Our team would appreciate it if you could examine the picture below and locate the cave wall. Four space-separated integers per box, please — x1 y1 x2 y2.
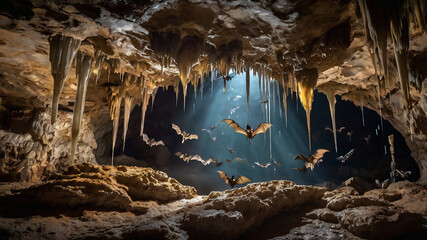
0 108 97 181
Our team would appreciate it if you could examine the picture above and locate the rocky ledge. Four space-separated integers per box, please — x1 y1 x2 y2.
0 164 425 240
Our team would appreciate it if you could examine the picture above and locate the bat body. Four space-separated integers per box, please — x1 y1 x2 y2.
337 149 355 163
222 119 272 143
142 134 164 147
295 149 329 171
172 123 198 143
224 145 235 154
254 162 271 168
217 171 251 188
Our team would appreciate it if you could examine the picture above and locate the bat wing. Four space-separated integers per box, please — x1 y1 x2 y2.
292 166 307 173
226 159 232 165
337 127 346 133
217 171 229 184
222 119 248 137
254 162 261 167
215 161 223 167
155 140 165 146
264 163 271 168
313 149 329 163
191 154 203 162
252 123 272 137
171 123 182 135
142 133 149 143
236 176 251 184
295 154 308 162
187 134 199 140
175 152 183 158
325 127 333 132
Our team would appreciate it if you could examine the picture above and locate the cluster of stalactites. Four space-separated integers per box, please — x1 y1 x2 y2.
48 34 81 125
296 68 318 154
108 73 154 166
357 0 426 117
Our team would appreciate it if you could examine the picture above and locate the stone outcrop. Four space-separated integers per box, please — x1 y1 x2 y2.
0 163 197 216
0 108 97 182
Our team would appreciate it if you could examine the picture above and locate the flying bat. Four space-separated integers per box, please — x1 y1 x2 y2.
292 165 307 173
224 145 235 154
202 129 217 142
254 162 271 168
337 149 355 163
172 123 198 143
210 124 219 130
234 157 247 164
325 127 345 133
192 155 223 167
272 160 282 167
217 171 251 188
337 127 346 133
226 159 232 165
260 99 269 104
222 119 272 143
175 152 201 163
347 130 354 141
295 149 329 171
142 134 164 147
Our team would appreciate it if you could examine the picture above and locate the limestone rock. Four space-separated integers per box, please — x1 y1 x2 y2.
342 177 375 194
183 180 327 239
337 206 425 239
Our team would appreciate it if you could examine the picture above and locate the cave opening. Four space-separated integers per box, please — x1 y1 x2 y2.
106 71 420 194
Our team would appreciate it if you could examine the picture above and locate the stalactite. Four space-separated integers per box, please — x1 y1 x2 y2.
325 90 338 152
151 87 158 111
140 87 150 136
109 91 123 166
70 54 93 163
361 96 365 127
122 94 134 151
296 68 318 153
374 75 384 130
48 34 81 124
282 84 288 128
390 0 411 113
245 64 250 122
93 50 106 85
211 67 214 95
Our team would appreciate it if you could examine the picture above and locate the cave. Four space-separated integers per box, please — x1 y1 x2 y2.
0 0 426 239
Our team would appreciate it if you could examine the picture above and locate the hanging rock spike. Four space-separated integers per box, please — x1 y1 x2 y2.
70 54 93 163
48 34 81 124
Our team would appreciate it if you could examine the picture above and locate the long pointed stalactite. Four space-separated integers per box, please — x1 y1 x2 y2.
325 90 338 153
296 68 318 154
70 54 93 163
48 34 81 124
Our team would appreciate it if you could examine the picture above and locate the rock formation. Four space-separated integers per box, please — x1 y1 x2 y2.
0 0 426 239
